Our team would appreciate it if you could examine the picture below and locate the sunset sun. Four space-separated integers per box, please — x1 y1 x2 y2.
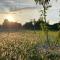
4 14 15 22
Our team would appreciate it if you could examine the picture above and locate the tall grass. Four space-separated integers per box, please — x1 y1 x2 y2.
0 31 60 60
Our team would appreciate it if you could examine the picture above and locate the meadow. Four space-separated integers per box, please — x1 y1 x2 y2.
0 30 60 60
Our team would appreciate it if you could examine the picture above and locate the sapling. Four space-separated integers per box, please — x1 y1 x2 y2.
31 19 36 33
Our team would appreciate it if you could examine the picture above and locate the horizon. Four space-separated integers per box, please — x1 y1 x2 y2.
1 18 60 26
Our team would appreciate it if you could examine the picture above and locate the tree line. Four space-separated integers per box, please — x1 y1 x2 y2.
0 19 60 31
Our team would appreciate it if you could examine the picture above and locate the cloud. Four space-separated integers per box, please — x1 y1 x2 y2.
0 0 37 12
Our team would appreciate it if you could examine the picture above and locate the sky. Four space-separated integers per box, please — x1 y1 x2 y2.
0 0 60 25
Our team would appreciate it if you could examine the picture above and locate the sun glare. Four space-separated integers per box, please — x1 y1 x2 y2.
4 14 15 22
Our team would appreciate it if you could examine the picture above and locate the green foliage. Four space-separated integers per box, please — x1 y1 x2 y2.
34 0 50 5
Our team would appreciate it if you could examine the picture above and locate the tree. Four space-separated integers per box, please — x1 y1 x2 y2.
31 19 36 33
34 0 50 23
3 19 9 29
34 0 51 46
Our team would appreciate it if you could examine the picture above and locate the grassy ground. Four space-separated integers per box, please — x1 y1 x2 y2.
0 30 60 60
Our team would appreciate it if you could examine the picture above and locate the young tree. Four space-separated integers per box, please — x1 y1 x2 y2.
34 0 50 23
34 0 52 46
31 19 36 33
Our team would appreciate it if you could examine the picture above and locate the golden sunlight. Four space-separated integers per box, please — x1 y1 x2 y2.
4 14 15 22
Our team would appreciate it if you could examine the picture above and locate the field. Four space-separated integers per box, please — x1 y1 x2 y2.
0 31 60 60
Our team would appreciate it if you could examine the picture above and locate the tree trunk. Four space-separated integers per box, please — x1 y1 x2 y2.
43 1 49 46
